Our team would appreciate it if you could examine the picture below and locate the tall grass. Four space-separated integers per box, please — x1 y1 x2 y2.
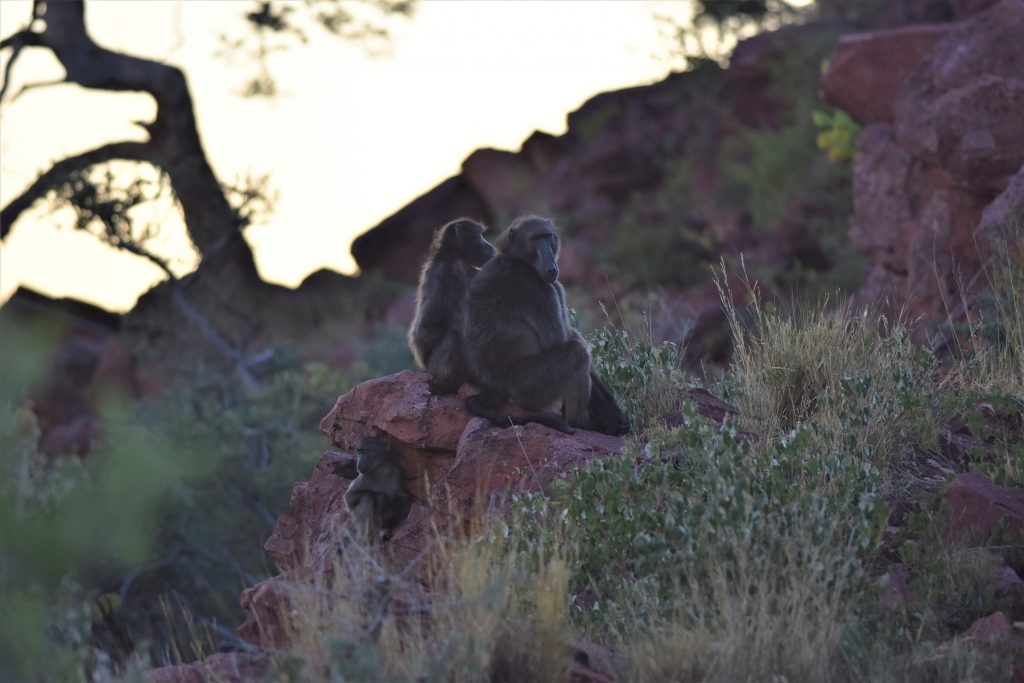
269 518 575 682
714 265 935 482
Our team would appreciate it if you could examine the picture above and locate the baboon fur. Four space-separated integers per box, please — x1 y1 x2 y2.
408 218 497 394
343 436 411 542
465 215 627 435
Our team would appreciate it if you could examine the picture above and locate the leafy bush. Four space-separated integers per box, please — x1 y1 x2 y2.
588 326 685 434
814 108 860 163
507 393 886 679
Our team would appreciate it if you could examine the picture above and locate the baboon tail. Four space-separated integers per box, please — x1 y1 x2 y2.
465 394 575 434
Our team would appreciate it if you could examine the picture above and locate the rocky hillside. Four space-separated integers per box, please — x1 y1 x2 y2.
146 361 1024 681
5 1 1023 680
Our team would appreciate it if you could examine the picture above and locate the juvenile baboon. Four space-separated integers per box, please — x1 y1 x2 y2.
408 218 497 394
464 215 625 434
343 436 411 542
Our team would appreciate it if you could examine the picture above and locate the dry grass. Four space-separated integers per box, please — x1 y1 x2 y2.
267 515 574 682
619 528 855 683
714 264 933 483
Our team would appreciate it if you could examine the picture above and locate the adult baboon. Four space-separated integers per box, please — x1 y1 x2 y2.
408 218 497 394
343 436 411 542
465 215 623 434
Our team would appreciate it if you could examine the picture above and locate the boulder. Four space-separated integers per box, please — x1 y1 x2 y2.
963 611 1015 642
831 0 1024 328
943 472 1024 552
978 161 1024 244
819 23 951 125
143 653 267 683
894 0 1024 193
244 371 627 648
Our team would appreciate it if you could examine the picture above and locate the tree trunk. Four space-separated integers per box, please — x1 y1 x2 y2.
1 0 260 286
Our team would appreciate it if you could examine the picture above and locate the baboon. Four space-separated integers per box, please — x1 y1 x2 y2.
343 436 411 542
408 218 497 394
464 215 627 435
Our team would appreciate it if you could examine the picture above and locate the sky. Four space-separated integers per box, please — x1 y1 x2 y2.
0 0 686 312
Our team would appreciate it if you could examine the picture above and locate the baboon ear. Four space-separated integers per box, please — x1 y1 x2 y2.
498 225 517 251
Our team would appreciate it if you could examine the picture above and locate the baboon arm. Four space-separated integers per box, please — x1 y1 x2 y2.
506 338 590 409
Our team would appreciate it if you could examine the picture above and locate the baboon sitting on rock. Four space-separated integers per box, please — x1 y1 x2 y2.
464 215 628 436
408 218 497 394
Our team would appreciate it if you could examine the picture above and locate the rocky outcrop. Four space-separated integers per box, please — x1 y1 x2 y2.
241 370 625 649
819 24 952 125
824 0 1024 329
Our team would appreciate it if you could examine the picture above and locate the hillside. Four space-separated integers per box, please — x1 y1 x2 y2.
2 1 1023 681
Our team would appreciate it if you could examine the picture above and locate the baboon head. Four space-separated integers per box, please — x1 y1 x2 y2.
355 435 392 474
499 215 561 283
434 218 497 268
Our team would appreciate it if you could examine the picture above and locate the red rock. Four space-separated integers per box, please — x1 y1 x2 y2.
318 370 467 497
263 450 356 570
850 125 922 275
995 564 1024 612
245 371 629 650
898 77 1024 193
943 472 1024 546
819 23 951 124
39 414 100 458
978 162 1024 247
238 576 299 648
830 0 1024 330
436 418 622 523
964 611 1014 642
143 653 267 683
894 0 1024 192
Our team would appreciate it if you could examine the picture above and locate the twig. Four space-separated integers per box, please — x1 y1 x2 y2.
1 140 150 235
11 77 66 102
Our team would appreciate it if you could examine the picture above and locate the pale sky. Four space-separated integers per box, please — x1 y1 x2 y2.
0 0 684 312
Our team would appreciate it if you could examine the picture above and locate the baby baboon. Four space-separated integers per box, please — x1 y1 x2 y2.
343 436 411 542
464 215 596 434
408 218 497 394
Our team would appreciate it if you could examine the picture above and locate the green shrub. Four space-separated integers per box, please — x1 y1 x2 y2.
510 395 886 622
588 326 685 434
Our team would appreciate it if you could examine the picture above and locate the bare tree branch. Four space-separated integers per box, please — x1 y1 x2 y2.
0 29 43 103
10 78 67 102
0 141 149 237
1 0 257 273
102 226 263 391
